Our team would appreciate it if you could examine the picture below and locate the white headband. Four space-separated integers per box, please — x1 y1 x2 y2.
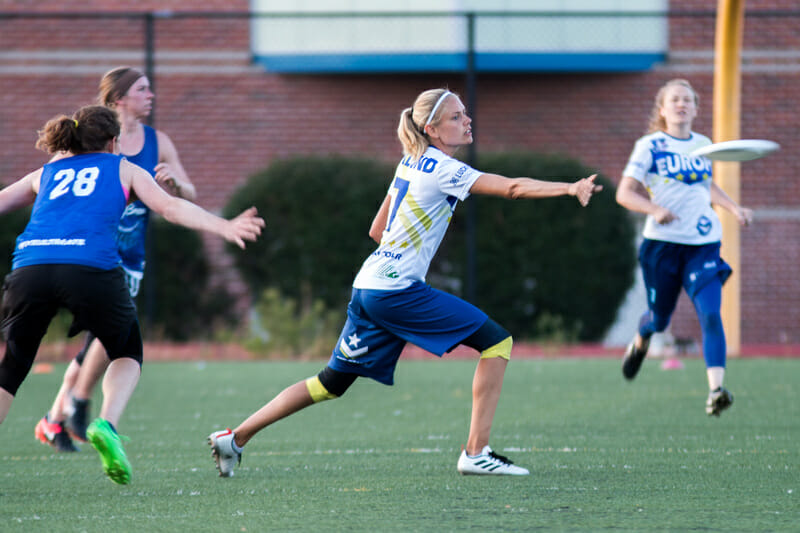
425 91 452 127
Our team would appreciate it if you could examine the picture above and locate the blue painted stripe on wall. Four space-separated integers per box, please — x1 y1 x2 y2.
253 52 665 73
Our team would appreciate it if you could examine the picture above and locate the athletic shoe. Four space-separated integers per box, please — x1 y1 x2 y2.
457 446 529 476
622 336 650 380
87 418 132 485
66 398 90 442
34 415 79 453
208 429 241 477
706 387 734 417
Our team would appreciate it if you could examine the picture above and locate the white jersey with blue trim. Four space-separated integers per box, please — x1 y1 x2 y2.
623 131 721 245
353 146 482 290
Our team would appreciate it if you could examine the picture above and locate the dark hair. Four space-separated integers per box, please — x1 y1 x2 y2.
97 66 146 107
36 105 120 155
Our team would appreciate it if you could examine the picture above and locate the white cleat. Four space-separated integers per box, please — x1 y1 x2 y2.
208 429 241 477
457 445 529 476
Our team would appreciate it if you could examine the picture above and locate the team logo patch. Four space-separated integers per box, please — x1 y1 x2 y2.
696 215 712 235
450 165 468 185
652 138 669 151
339 333 368 359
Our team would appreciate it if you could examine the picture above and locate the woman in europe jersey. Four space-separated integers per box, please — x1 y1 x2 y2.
616 79 753 416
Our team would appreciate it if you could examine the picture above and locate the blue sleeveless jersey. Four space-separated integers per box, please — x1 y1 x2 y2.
115 125 159 272
13 153 127 270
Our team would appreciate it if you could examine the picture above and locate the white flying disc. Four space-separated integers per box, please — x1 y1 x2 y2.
690 139 780 161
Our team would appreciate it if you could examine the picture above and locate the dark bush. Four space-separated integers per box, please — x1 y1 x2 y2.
224 152 636 343
223 155 392 312
0 207 29 285
143 218 236 341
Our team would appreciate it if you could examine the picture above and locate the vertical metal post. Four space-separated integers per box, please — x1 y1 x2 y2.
464 12 478 304
713 0 745 356
143 11 157 334
144 11 156 126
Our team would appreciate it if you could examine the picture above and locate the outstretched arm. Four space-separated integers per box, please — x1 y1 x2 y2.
124 160 263 248
469 173 602 206
0 169 41 215
710 182 753 226
616 175 677 224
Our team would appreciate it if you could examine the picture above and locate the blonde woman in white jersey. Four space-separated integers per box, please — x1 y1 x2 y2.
616 79 753 416
209 88 601 477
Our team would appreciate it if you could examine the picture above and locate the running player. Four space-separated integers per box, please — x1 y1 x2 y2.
208 88 601 477
34 67 197 451
0 104 263 484
616 79 753 416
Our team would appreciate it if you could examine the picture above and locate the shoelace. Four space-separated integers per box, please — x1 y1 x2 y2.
488 450 514 465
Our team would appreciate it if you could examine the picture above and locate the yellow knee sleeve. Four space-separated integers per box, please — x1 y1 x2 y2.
305 376 337 403
480 336 512 360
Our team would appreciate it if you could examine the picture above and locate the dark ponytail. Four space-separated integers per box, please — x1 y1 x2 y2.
36 105 120 155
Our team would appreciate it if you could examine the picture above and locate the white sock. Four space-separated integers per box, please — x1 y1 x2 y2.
230 434 244 454
707 366 725 391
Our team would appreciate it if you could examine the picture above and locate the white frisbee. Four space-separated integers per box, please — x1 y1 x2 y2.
690 139 780 161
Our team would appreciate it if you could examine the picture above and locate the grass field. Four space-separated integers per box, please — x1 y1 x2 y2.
1 357 797 532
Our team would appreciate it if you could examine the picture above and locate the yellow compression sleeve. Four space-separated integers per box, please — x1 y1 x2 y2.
305 376 337 403
480 336 512 360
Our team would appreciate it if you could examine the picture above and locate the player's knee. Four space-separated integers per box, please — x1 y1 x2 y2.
480 336 513 360
305 376 337 403
698 310 723 335
108 353 143 366
0 352 29 397
306 366 357 403
651 315 671 333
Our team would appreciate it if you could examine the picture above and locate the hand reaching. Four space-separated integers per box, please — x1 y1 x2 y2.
570 174 603 206
226 207 265 249
154 163 181 195
652 205 678 225
735 206 754 227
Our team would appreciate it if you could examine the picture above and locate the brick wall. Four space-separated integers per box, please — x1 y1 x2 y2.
1 1 798 344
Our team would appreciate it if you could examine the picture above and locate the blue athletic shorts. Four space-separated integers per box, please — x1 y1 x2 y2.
639 239 732 317
327 281 488 385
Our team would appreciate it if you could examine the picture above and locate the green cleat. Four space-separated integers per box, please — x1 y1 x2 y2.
87 418 132 485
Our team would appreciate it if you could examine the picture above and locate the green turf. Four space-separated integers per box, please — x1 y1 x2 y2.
1 358 798 531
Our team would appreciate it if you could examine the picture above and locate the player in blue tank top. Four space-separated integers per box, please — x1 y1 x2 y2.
115 123 160 276
13 152 126 270
207 88 602 478
33 68 197 452
0 104 264 484
616 79 753 417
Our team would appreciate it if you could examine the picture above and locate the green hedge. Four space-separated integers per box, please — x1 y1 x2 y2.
144 218 236 341
225 153 636 343
223 155 393 311
449 152 636 341
0 208 29 285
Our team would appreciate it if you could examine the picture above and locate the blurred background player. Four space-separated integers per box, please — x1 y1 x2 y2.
208 87 601 477
615 79 753 416
0 104 262 483
34 67 196 452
